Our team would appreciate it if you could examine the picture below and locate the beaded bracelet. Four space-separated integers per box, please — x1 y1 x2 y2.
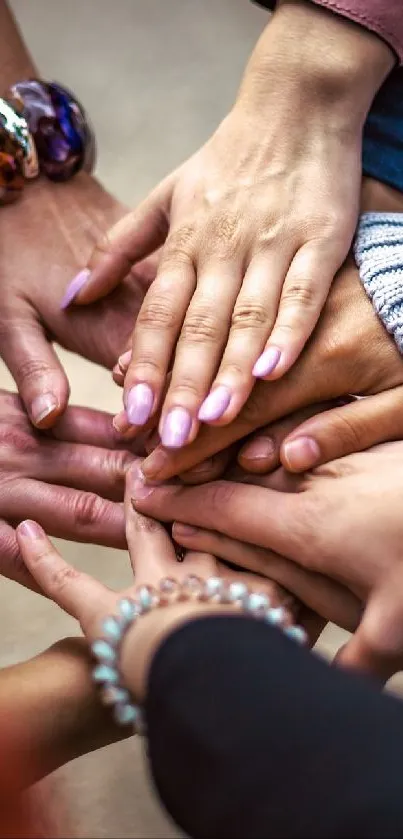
91 575 307 731
1 79 95 205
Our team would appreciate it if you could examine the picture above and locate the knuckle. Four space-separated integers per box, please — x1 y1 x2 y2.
0 424 38 458
208 213 241 249
17 357 56 385
162 225 195 264
231 302 268 331
180 311 222 345
50 564 81 593
136 297 179 331
280 282 319 311
205 480 236 510
73 492 106 529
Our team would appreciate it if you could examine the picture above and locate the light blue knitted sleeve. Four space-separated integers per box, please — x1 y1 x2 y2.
354 213 403 354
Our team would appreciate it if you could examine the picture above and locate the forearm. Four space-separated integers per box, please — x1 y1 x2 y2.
0 0 37 91
239 0 394 130
0 638 126 792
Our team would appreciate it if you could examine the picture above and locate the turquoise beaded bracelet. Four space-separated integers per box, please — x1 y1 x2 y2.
91 575 307 731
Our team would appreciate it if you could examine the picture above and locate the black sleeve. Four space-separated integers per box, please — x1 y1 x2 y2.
145 615 403 839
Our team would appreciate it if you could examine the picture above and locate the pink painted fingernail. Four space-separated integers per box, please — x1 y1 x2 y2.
31 392 59 425
252 347 281 378
161 408 192 448
282 437 320 471
60 269 91 309
198 386 231 422
126 384 153 426
17 520 44 540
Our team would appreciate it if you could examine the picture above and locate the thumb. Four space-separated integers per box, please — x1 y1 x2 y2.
281 388 403 473
336 570 403 684
0 304 69 427
62 176 174 307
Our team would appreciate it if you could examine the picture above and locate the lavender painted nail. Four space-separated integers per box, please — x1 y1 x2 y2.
161 407 192 448
60 268 91 309
198 385 231 422
252 346 281 378
126 383 153 426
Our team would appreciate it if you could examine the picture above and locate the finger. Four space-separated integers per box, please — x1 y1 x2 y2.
336 567 403 683
131 478 310 563
123 240 197 433
237 401 339 474
159 257 243 446
16 520 112 633
32 438 134 501
0 304 70 428
50 405 124 449
172 522 361 630
281 388 403 473
5 479 125 548
112 350 131 387
0 520 41 594
198 252 289 425
254 242 339 380
125 463 178 584
62 177 173 307
180 448 234 485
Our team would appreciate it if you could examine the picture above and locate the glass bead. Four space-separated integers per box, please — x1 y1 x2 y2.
227 581 249 604
245 592 270 614
93 664 119 685
137 585 159 613
101 686 130 707
117 597 138 623
202 576 224 602
180 575 203 601
285 625 307 645
101 616 122 645
265 607 286 627
91 639 117 663
159 577 180 605
0 152 24 205
113 702 139 726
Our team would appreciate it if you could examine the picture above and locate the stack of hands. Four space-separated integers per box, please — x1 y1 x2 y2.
3 0 403 798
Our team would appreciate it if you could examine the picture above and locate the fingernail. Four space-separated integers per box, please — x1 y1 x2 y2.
252 347 281 378
60 268 91 309
131 466 156 501
282 436 320 471
241 436 275 461
161 407 192 448
126 384 153 426
142 447 169 480
173 523 198 537
118 350 131 372
198 386 231 422
17 520 44 540
185 457 214 475
113 411 130 434
31 392 59 425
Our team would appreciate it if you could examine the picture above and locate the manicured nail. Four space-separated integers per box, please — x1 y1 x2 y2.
173 523 198 537
31 392 59 425
282 437 320 471
241 436 275 462
131 466 156 501
17 520 44 540
198 386 231 422
161 407 192 448
252 347 281 378
126 384 153 426
60 268 91 309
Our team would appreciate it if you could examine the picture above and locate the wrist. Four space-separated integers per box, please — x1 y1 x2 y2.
237 0 394 132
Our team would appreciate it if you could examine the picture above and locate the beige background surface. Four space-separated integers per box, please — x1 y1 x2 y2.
0 1 384 836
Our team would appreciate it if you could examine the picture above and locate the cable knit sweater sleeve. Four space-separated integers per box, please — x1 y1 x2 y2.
254 0 403 62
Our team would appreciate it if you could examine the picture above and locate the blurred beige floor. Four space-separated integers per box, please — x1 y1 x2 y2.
0 1 389 836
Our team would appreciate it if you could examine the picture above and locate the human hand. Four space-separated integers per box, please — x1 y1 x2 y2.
132 441 403 682
65 2 392 449
0 389 138 591
16 464 323 704
0 175 158 428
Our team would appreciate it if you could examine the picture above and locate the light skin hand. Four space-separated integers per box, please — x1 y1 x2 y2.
132 441 403 681
16 465 324 707
0 389 139 590
64 1 392 448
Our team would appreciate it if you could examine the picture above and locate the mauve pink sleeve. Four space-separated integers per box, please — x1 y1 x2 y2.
255 0 403 62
